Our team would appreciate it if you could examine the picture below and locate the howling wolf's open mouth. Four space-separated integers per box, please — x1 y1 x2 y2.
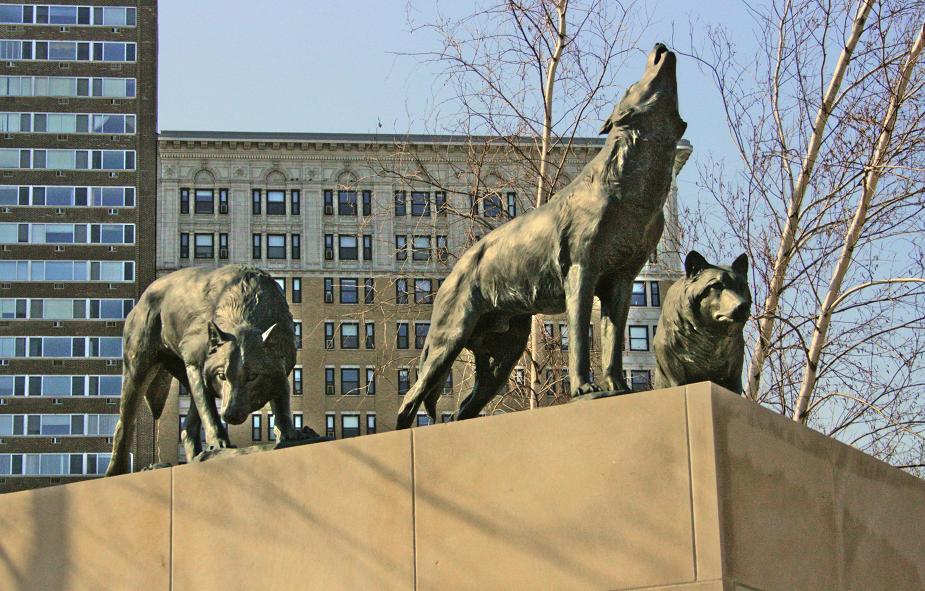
652 43 669 66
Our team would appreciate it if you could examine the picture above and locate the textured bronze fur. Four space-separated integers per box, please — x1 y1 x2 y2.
106 265 301 475
653 251 751 393
396 44 687 428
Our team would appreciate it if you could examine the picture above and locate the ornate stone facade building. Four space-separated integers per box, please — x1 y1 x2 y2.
0 1 158 492
155 131 691 463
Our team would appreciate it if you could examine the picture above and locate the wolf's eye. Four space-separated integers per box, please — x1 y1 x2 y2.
216 372 226 381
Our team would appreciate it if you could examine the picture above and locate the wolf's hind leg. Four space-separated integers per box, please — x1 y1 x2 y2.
455 314 531 421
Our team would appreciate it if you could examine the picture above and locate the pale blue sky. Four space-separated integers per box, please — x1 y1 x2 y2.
158 1 759 184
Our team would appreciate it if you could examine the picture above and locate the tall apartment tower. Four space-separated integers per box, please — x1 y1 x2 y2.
155 132 691 464
0 2 157 492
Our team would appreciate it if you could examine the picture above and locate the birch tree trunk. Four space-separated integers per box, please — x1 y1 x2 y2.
793 22 925 423
745 0 875 400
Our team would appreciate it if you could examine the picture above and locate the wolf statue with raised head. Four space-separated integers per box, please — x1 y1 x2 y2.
396 43 687 428
106 265 311 476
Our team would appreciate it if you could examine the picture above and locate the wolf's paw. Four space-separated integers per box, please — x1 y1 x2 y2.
571 382 603 397
600 376 632 394
280 426 320 442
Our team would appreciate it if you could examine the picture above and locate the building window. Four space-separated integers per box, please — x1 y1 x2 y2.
628 325 649 351
338 235 358 260
341 323 359 349
394 190 406 216
292 278 302 303
435 191 447 215
324 234 334 261
411 191 430 216
323 190 334 215
251 189 261 215
650 282 661 307
179 188 189 214
483 194 503 217
630 370 651 391
291 234 301 260
396 278 409 304
365 368 377 396
292 413 303 430
179 233 189 259
415 322 429 349
292 367 303 396
414 279 434 304
362 234 372 261
324 322 335 349
367 413 377 434
339 278 358 304
362 190 372 216
397 369 410 395
325 414 335 438
396 322 409 349
219 189 229 214
364 278 375 304
631 281 646 306
342 414 360 438
464 194 479 217
323 278 334 303
341 368 360 395
267 234 286 259
194 234 213 259
325 368 335 395
416 414 433 427
290 190 300 215
412 236 431 261
251 414 261 441
395 235 407 261
268 414 276 441
436 235 448 262
251 234 261 259
441 413 454 423
338 190 357 216
559 322 569 350
365 322 375 349
274 277 286 294
194 189 214 214
293 321 302 349
443 372 453 395
507 192 517 217
218 233 229 259
266 190 286 215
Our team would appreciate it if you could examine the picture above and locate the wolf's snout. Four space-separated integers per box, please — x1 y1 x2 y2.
652 43 668 64
732 302 751 322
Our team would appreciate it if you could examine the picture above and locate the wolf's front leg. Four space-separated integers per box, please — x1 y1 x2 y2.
185 364 232 450
270 391 305 442
598 278 633 393
565 264 600 396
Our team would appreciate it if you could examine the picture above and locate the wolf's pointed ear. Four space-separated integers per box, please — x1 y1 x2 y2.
208 321 232 353
685 250 710 278
731 253 749 276
261 323 288 350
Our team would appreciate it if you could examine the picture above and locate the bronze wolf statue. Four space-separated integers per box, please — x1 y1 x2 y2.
396 43 687 428
653 251 751 393
106 265 303 476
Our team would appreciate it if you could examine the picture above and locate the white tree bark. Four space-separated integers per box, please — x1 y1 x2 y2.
745 0 875 400
793 22 925 423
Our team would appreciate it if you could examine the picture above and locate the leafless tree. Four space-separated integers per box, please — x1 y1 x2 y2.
369 0 653 408
687 0 925 473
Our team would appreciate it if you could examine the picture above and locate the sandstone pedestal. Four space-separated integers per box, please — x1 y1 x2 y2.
0 383 923 590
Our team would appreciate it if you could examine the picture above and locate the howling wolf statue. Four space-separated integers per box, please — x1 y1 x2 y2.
106 265 307 476
396 43 687 428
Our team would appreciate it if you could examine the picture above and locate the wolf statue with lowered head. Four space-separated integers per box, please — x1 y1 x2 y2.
106 264 310 476
653 251 752 394
396 43 687 429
